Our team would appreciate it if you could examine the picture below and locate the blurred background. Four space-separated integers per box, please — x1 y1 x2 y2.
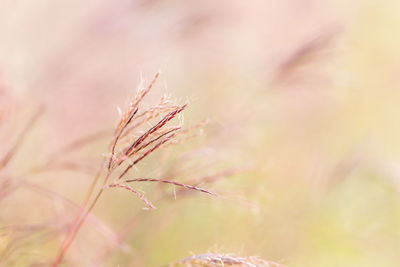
1 0 400 266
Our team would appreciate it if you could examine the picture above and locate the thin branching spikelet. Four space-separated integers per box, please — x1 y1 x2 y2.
104 183 156 209
125 177 217 196
51 72 216 266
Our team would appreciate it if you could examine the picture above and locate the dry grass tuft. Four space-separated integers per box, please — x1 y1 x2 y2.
169 253 287 267
51 72 217 266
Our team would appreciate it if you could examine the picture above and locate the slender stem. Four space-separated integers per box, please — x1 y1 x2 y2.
81 160 106 209
52 164 109 266
52 188 105 266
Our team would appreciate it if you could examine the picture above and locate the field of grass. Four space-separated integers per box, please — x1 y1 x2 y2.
1 1 400 266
